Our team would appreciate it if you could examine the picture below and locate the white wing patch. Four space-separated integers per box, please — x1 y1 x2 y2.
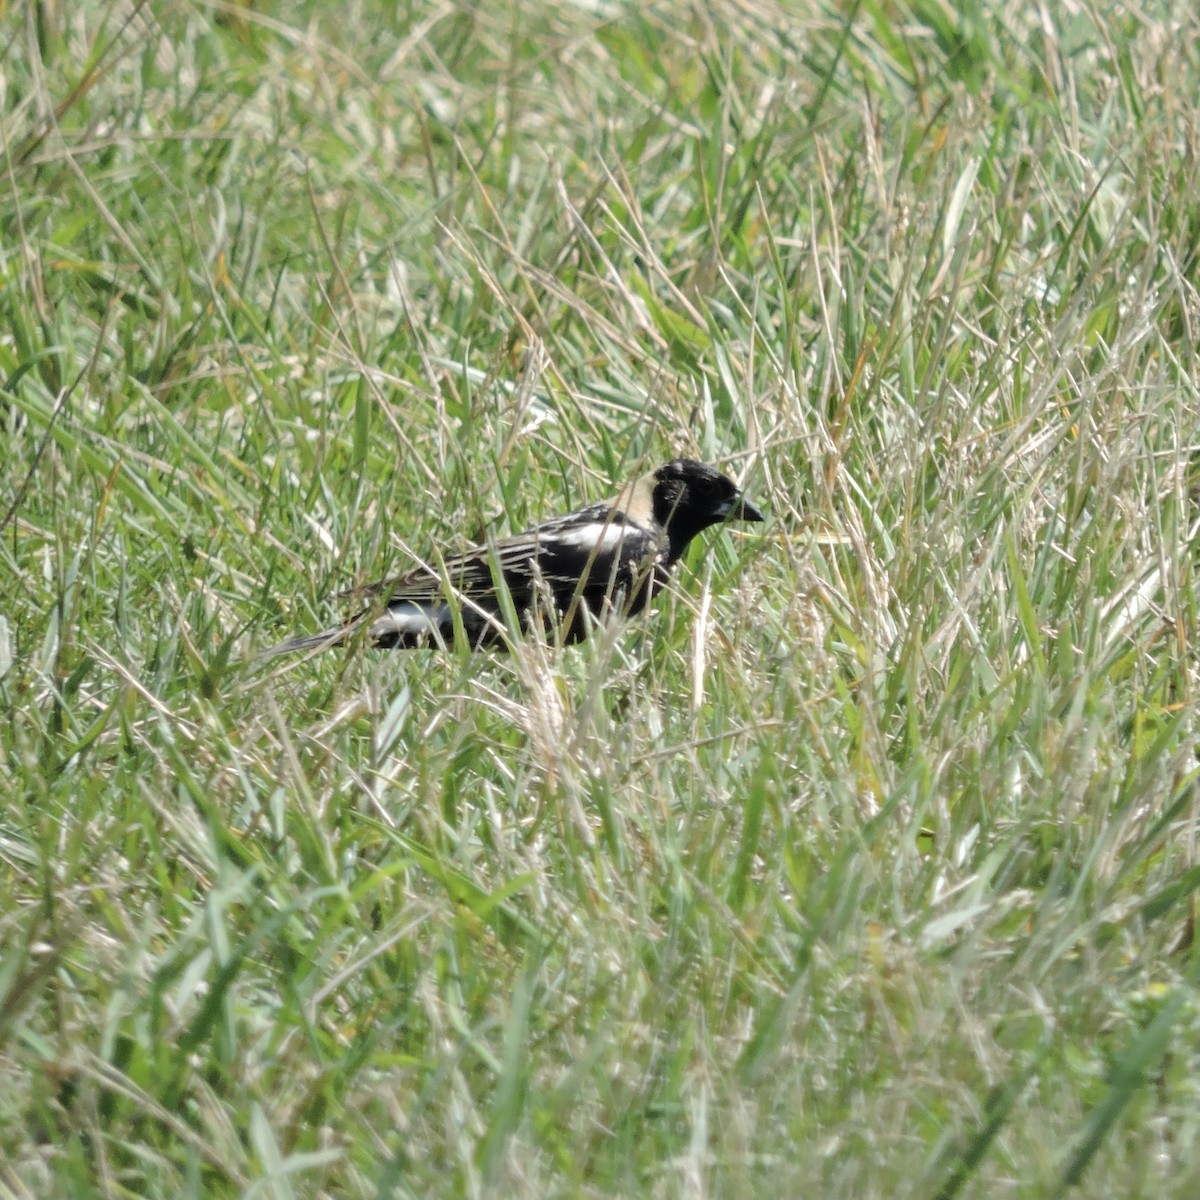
369 601 452 641
543 522 630 553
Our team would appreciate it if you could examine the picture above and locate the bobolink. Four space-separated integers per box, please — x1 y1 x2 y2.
266 458 764 656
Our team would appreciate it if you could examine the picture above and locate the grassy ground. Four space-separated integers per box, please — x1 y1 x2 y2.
3 0 1200 1195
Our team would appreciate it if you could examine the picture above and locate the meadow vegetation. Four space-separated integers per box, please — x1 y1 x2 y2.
3 1 1200 1195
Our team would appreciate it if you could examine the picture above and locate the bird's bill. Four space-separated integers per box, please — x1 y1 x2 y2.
719 495 765 523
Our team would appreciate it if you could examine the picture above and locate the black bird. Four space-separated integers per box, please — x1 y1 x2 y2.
266 458 763 656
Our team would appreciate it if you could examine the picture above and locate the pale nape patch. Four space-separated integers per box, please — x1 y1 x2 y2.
610 472 657 528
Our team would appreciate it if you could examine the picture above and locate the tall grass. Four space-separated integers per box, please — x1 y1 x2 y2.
3 1 1200 1195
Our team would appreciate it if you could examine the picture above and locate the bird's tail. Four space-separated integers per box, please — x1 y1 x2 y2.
258 625 355 660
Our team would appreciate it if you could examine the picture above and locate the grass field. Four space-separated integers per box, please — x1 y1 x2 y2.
4 1 1200 1195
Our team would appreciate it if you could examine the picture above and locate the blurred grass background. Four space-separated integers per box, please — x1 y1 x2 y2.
3 0 1200 1195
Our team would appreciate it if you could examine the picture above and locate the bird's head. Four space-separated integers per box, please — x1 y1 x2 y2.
621 458 763 563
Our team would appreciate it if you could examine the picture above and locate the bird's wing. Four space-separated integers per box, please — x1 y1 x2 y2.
343 502 653 611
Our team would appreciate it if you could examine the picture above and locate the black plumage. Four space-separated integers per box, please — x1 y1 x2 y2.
266 458 763 656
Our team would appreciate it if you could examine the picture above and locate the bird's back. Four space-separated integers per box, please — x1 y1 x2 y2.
368 504 664 648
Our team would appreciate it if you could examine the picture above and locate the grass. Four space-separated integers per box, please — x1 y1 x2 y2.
3 0 1200 1195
